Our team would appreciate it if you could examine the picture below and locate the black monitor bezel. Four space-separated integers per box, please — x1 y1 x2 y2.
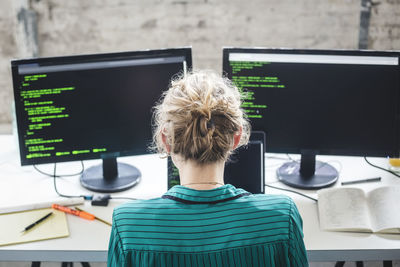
12 47 192 166
223 47 400 158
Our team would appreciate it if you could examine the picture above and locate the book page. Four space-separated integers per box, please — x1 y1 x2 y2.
318 187 372 232
367 186 400 233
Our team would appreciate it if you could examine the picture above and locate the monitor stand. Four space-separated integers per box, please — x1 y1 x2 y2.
276 150 338 189
80 158 141 193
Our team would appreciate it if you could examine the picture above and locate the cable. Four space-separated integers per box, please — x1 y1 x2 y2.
33 161 140 201
286 154 297 162
33 162 90 199
34 162 139 201
34 161 84 177
266 155 293 161
263 154 327 202
265 154 297 169
265 184 318 202
52 163 89 199
110 196 138 201
364 157 400 178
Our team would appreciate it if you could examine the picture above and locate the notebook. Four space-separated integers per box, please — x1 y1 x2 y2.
168 131 265 194
0 208 69 246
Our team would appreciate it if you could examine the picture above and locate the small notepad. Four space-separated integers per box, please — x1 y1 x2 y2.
0 208 69 246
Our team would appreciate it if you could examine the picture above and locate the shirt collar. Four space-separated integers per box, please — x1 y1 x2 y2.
162 184 250 204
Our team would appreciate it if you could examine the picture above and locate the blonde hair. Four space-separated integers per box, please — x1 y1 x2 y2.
152 70 250 164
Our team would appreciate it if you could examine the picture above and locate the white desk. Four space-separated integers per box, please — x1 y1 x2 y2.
0 134 400 262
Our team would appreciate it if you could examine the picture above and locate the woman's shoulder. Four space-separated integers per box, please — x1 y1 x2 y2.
246 193 294 205
246 194 303 229
113 197 175 216
240 193 298 217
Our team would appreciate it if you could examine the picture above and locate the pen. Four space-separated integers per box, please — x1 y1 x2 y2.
21 212 53 233
75 207 112 226
52 204 95 220
341 177 381 185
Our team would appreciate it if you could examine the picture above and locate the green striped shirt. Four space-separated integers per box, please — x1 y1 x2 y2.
108 184 308 266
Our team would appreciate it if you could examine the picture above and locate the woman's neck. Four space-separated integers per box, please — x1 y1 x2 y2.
175 158 225 190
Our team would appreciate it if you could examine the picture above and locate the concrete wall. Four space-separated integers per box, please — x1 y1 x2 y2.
0 0 17 129
0 0 399 131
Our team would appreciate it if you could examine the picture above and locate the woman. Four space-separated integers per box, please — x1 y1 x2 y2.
108 70 308 266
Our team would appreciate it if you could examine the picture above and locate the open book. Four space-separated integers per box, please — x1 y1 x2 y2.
317 186 400 234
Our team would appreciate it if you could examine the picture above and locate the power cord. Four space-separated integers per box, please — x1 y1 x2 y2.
266 154 294 161
33 162 91 199
286 153 297 162
34 161 84 177
34 162 139 202
364 157 400 178
110 196 138 201
52 163 91 199
265 184 318 202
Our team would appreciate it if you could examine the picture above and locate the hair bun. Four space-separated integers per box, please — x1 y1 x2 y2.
190 108 213 137
199 116 215 137
152 70 251 164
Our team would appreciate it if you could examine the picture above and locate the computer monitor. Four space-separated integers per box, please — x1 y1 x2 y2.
223 47 400 189
11 47 192 192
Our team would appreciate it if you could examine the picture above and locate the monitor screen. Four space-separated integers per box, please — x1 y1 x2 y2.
12 47 192 192
223 48 400 189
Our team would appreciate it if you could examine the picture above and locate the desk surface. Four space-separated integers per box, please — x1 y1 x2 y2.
1 134 400 262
